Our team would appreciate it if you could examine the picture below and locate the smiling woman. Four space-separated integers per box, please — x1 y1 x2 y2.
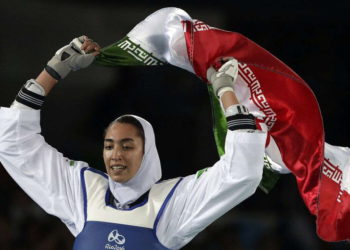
103 119 144 183
0 35 267 249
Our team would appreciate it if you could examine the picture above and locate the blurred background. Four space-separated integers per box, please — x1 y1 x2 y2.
0 0 349 249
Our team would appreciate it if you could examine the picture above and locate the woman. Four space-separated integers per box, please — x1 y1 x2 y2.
0 36 267 249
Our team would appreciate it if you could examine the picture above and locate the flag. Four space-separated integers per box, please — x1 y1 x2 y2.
95 7 350 241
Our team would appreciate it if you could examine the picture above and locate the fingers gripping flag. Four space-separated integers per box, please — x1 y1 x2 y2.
95 7 350 241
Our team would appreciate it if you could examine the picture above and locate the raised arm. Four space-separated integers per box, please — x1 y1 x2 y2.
0 36 100 236
12 35 99 104
157 58 267 249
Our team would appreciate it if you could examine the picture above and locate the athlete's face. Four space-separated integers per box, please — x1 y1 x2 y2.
103 122 144 183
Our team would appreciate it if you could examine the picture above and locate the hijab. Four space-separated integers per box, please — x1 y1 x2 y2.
108 115 162 207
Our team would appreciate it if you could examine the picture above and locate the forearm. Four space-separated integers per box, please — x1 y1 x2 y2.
35 69 58 95
10 36 99 110
208 58 256 130
220 90 239 109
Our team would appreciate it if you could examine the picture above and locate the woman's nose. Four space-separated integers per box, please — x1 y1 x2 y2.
112 147 122 159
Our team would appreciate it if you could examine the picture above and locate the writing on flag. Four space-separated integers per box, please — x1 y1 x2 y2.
323 158 344 203
238 63 277 129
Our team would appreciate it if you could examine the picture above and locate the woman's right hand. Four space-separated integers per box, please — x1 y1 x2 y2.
45 35 100 80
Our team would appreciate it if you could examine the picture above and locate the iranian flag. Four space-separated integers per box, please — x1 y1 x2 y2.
95 7 350 242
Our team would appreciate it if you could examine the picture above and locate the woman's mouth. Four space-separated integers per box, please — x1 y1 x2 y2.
111 165 126 170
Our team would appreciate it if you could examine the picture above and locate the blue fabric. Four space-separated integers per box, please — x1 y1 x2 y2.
73 221 168 250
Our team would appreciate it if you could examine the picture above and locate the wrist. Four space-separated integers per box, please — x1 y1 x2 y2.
225 104 250 117
44 64 64 80
35 69 58 95
219 90 239 110
217 87 234 98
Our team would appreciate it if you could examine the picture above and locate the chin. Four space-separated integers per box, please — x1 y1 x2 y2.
111 176 127 183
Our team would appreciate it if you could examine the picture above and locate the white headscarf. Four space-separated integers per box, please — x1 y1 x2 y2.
108 115 162 207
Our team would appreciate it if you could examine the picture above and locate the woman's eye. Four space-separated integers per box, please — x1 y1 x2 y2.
122 145 133 150
104 145 113 150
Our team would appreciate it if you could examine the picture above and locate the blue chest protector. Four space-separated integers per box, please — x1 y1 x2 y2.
73 168 182 250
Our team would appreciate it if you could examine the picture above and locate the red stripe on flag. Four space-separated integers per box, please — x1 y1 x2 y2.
182 19 329 238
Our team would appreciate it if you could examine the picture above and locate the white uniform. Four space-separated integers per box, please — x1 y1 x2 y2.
0 106 267 249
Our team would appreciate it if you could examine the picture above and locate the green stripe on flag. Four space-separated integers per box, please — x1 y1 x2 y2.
259 156 280 193
207 84 227 156
95 36 164 67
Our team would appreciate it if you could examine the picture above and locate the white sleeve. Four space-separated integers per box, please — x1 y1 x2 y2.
157 129 267 249
0 107 86 236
